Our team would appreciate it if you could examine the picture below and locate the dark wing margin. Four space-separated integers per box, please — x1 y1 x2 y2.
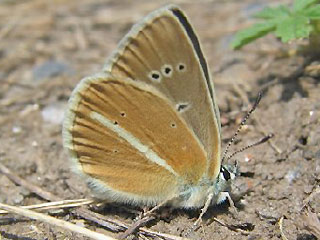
171 9 210 85
170 7 221 130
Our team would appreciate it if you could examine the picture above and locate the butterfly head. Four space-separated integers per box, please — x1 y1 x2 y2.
174 162 239 208
203 161 240 206
219 161 239 184
216 161 239 191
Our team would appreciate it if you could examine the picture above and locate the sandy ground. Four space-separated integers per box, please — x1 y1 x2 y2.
0 0 319 239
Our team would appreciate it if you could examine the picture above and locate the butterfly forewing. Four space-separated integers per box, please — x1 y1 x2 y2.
104 5 221 179
63 74 208 204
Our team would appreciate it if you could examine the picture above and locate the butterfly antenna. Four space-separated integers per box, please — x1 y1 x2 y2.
221 91 263 164
225 133 274 161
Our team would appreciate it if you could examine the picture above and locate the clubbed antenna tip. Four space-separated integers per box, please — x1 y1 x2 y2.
221 91 268 164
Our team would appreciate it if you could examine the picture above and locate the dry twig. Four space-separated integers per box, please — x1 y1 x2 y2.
302 187 320 210
0 163 121 231
0 199 94 214
0 163 190 240
118 215 156 239
210 217 251 234
302 208 320 239
0 202 117 240
0 163 59 201
278 216 288 240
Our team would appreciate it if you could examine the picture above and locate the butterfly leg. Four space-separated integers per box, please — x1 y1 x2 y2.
142 198 172 217
194 192 214 227
218 191 238 216
119 196 178 238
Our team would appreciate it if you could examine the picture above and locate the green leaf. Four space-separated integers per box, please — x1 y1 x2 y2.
301 4 320 18
255 5 290 19
231 21 275 49
293 0 318 12
231 0 320 49
275 15 312 42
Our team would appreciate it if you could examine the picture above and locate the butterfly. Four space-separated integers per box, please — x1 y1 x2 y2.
63 4 238 215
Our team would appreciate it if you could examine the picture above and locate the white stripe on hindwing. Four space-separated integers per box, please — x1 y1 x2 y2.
90 111 179 176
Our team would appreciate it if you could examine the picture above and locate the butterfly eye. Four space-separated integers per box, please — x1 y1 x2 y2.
221 167 231 181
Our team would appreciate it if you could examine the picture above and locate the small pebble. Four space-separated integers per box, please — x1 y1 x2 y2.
12 126 22 134
32 141 38 147
285 169 300 184
33 60 73 81
41 103 65 125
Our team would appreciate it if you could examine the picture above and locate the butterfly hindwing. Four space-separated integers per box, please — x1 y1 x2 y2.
63 74 208 205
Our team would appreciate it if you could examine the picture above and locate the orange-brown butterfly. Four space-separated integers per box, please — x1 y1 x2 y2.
63 5 237 214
